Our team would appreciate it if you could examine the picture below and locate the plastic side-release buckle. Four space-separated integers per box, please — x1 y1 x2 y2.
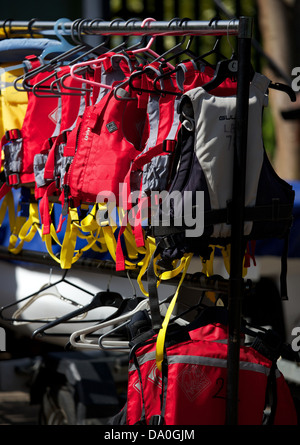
162 139 176 153
149 415 164 425
24 54 42 71
5 129 21 141
8 173 20 186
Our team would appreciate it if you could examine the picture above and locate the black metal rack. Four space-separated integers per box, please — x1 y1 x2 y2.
0 17 253 425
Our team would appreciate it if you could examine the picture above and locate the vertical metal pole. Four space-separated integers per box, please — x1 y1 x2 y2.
226 16 253 425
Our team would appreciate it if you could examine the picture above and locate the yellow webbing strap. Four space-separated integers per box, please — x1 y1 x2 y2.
136 236 157 296
155 252 193 372
201 246 215 277
99 203 148 270
59 206 108 268
74 205 107 253
59 208 81 268
42 205 105 268
8 202 41 254
124 223 147 260
219 244 248 278
135 238 192 298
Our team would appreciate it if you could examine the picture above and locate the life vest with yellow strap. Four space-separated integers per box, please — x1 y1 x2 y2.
146 73 295 371
125 307 298 425
33 53 144 269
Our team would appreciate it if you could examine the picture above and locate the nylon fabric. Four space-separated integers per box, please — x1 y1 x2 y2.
126 320 298 425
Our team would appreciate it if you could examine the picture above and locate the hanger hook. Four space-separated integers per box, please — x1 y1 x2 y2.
178 17 192 45
122 17 141 49
140 17 157 49
77 18 91 44
179 17 191 29
141 17 156 30
70 18 83 45
109 17 124 45
53 17 72 45
2 18 12 39
124 17 140 30
227 18 236 56
126 270 136 298
166 17 181 43
109 17 123 30
28 17 38 38
87 18 104 35
167 17 180 28
208 13 220 27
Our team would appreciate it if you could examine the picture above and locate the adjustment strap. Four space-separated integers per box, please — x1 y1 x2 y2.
155 253 193 372
131 140 176 172
9 202 41 254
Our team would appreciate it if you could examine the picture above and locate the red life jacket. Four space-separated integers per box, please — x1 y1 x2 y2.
115 61 238 272
36 53 139 231
64 80 148 207
126 310 298 425
0 55 62 190
113 64 181 271
122 60 238 216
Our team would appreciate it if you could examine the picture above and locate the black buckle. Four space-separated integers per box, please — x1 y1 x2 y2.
5 129 21 141
149 415 164 425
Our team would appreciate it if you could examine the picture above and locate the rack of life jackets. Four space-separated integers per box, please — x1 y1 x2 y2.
0 17 297 425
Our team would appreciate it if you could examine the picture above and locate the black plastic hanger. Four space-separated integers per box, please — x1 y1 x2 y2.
31 289 124 338
128 65 161 95
202 58 296 101
13 19 85 92
248 64 296 102
22 18 111 96
149 18 195 65
202 53 238 92
268 81 296 102
152 65 182 96
64 295 145 350
151 34 219 96
13 18 106 93
0 269 95 324
48 18 138 97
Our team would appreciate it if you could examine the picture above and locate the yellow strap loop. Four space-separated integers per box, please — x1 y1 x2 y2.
155 253 193 372
201 246 215 277
136 236 157 296
9 202 41 254
219 244 248 278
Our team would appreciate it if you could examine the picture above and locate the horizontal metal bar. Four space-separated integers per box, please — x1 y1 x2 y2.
0 18 241 37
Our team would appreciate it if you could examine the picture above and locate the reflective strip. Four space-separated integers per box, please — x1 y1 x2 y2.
129 350 156 371
167 355 270 376
129 350 273 377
